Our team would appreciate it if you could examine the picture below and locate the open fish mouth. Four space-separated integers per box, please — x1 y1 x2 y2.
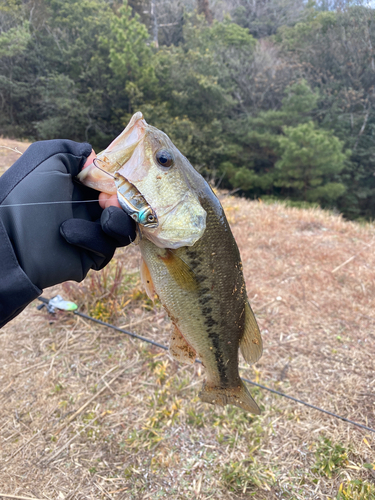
78 111 207 249
87 156 159 229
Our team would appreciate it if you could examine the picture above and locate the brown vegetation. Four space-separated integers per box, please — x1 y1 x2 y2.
0 143 374 499
0 138 30 175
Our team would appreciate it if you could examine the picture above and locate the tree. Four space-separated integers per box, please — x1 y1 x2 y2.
222 81 320 196
0 21 31 123
230 0 310 38
1 0 375 220
197 0 213 24
275 121 349 203
315 0 371 10
144 17 256 177
106 1 155 121
276 5 375 217
0 0 156 147
129 0 192 47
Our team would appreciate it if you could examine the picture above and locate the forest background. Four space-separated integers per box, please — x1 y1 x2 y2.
1 0 375 220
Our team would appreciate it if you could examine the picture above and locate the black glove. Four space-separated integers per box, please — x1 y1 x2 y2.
0 139 136 327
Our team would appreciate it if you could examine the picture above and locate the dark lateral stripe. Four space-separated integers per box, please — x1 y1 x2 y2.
202 309 228 384
199 295 212 305
207 327 228 385
186 240 230 385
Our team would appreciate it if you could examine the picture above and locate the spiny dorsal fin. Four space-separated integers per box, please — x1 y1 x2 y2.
240 302 263 364
169 325 196 364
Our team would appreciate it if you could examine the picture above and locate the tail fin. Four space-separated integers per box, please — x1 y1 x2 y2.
199 380 260 415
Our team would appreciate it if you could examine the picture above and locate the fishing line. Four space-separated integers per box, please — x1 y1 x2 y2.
0 157 113 208
37 296 375 434
0 200 100 208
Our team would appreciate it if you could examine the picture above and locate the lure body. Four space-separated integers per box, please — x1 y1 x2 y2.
115 173 158 228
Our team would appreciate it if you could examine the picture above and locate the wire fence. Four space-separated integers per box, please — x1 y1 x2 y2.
38 296 375 435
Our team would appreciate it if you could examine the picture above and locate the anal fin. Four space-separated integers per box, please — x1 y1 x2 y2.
169 325 196 364
140 257 155 300
240 302 263 364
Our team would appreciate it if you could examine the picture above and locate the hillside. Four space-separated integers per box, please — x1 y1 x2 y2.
0 141 374 499
2 2 375 220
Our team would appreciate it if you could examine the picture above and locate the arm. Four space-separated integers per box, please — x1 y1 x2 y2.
0 140 136 328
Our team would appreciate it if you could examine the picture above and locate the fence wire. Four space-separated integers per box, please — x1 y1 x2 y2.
38 296 375 434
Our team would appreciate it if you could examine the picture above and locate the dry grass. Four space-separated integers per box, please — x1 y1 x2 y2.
0 141 374 499
0 138 30 175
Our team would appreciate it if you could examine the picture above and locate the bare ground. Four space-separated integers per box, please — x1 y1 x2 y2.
0 140 374 500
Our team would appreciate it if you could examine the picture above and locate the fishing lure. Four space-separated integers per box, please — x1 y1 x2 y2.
93 158 158 228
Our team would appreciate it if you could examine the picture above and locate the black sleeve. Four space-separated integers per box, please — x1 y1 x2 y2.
0 139 92 204
0 140 91 328
0 219 41 328
0 139 135 328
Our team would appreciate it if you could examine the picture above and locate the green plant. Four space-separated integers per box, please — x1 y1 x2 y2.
186 408 206 428
221 458 276 493
312 437 348 478
50 383 64 394
336 480 375 500
62 261 140 321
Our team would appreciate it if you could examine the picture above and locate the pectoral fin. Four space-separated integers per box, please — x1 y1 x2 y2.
240 302 263 364
169 325 196 364
140 257 155 300
159 249 198 292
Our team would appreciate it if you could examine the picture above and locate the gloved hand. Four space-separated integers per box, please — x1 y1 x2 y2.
0 139 136 326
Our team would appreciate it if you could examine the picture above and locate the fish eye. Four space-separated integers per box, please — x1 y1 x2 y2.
155 149 174 169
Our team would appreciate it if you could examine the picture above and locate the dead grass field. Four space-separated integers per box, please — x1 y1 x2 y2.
0 140 374 500
0 138 30 175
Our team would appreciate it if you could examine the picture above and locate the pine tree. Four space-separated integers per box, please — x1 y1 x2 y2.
275 121 349 204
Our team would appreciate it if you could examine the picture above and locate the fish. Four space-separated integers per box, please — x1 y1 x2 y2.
78 112 263 414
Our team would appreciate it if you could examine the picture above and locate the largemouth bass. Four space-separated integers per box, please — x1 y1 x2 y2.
78 112 263 413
